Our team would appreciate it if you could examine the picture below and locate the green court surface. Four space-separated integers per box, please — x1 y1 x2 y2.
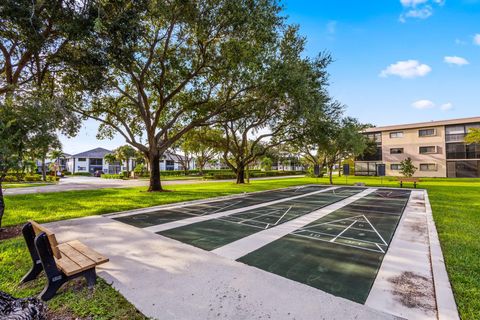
114 185 328 228
158 187 364 250
238 189 411 304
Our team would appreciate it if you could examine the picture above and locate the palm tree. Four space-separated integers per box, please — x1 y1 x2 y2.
49 150 65 176
115 145 136 177
104 153 118 174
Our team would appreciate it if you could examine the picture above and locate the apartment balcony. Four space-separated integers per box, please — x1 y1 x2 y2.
446 133 465 143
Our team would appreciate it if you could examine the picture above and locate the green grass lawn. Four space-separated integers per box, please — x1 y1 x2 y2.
1 176 479 319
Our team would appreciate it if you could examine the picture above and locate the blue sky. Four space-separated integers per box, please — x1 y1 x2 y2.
61 0 480 154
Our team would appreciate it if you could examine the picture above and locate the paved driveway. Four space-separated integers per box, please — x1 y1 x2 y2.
4 176 187 195
4 175 303 195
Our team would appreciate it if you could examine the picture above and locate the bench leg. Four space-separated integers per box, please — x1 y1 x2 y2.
40 276 67 301
35 232 66 301
84 269 97 288
21 223 43 283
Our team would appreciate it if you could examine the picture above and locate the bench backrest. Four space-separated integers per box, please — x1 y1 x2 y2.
397 177 419 182
28 220 61 259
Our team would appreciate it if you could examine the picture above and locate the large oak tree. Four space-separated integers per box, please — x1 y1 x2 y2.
72 0 288 191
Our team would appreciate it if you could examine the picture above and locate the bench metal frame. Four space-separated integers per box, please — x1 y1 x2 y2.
399 180 418 188
21 222 97 301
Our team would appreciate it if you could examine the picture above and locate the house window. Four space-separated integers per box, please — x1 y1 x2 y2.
419 146 437 154
419 129 436 137
90 158 103 166
389 131 404 138
77 166 86 171
78 158 87 162
390 148 404 154
420 163 437 171
390 164 401 170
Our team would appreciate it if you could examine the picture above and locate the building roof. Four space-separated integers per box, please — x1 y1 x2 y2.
164 151 186 162
364 116 480 133
71 147 112 158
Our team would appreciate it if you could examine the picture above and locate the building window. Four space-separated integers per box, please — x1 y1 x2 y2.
390 148 404 154
390 164 401 170
419 146 437 154
89 158 103 166
420 163 437 171
77 166 86 171
78 158 87 162
419 129 436 137
389 131 404 138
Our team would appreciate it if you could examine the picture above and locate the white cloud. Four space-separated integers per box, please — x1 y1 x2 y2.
474 34 480 45
412 99 435 109
380 60 432 78
440 102 453 111
444 56 469 66
399 0 444 22
326 21 337 35
400 0 429 6
404 7 433 19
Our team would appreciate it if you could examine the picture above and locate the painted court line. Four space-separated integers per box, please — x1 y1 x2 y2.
212 188 377 260
144 186 340 233
105 185 314 219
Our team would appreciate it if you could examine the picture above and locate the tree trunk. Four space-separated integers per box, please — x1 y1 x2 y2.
41 158 46 181
236 166 246 184
0 181 4 229
329 165 334 185
148 153 163 192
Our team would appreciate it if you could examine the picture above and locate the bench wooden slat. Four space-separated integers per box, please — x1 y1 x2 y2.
58 243 96 270
66 240 109 265
28 220 61 259
55 255 86 276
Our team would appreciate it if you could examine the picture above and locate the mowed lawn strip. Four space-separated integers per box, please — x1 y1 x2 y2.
1 176 479 319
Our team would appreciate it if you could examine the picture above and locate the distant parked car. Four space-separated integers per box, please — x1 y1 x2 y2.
94 170 104 177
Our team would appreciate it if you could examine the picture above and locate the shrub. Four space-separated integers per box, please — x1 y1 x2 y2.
24 175 42 182
46 176 60 182
62 170 72 175
2 175 21 182
72 172 92 176
101 174 123 179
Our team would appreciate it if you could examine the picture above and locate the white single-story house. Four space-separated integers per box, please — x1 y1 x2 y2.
66 147 188 174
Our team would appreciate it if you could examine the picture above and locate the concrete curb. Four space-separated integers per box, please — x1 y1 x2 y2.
424 190 460 320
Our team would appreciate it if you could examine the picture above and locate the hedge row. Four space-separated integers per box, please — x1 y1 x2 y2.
101 174 125 179
203 170 305 180
3 174 59 182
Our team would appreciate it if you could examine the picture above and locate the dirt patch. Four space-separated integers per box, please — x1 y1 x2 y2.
0 225 22 241
389 271 436 312
46 308 90 320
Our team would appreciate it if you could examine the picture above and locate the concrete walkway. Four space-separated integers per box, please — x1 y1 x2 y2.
4 175 303 196
47 216 399 320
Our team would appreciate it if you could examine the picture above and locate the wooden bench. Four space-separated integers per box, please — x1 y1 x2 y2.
398 177 420 188
20 220 109 301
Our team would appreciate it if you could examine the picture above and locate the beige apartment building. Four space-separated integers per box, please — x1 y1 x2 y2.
355 116 480 178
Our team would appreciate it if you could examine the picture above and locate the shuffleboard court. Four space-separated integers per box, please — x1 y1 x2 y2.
237 188 411 304
158 187 364 251
113 185 327 228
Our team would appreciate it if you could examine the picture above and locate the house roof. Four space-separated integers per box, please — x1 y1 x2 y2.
71 147 112 158
363 116 480 133
164 151 186 162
